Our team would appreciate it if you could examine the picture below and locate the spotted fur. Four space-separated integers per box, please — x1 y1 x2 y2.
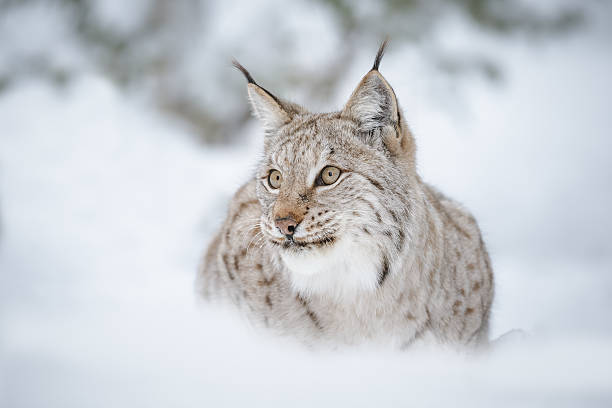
198 41 494 348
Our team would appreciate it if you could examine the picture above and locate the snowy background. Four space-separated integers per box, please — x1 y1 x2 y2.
1 1 611 406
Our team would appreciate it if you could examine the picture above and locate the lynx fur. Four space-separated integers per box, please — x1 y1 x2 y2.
198 41 494 349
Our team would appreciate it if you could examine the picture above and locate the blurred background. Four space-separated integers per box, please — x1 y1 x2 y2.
1 0 611 406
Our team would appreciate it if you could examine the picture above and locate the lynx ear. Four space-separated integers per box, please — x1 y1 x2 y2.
247 84 290 130
233 60 302 131
341 40 400 132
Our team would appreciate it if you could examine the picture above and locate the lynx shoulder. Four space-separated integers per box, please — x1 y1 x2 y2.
198 41 494 348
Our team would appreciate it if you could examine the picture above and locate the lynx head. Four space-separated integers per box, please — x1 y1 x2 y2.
235 40 418 299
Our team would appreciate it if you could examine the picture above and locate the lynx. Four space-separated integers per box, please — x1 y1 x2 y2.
198 40 494 349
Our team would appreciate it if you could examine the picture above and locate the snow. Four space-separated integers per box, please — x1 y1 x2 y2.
1 5 612 408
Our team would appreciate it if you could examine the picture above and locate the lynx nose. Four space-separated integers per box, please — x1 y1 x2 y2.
275 216 299 237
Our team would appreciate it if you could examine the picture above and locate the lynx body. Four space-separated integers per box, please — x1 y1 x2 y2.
198 42 494 348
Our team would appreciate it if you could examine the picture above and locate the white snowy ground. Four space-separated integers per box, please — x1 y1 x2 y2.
2 15 612 408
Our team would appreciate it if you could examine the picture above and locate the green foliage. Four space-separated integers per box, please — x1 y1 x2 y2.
0 0 586 143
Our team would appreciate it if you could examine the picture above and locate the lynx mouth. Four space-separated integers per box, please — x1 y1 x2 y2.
269 235 336 251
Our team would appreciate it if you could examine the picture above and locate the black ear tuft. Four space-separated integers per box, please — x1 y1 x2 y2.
372 37 389 71
232 59 256 84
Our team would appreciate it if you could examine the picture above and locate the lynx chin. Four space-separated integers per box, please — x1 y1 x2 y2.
198 40 494 349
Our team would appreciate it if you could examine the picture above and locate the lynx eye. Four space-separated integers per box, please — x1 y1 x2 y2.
319 166 341 186
268 169 282 189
